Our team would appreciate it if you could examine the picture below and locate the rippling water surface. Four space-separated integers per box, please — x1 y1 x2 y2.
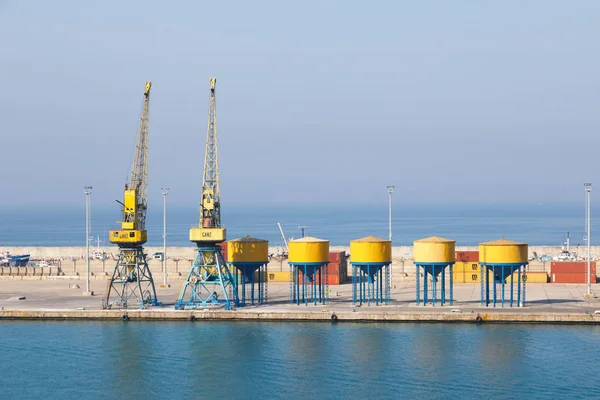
1 322 599 399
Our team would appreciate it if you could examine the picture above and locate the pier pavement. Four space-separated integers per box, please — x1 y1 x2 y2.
0 280 599 323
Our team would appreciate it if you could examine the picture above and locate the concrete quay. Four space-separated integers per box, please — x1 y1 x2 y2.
1 280 599 324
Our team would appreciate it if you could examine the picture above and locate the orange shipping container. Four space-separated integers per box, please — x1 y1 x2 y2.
551 272 597 284
298 271 341 285
551 261 596 275
217 242 228 262
329 251 346 263
456 251 479 262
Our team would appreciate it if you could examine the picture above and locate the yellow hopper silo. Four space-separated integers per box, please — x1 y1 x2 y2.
228 236 269 305
350 236 391 306
413 236 456 306
479 238 528 308
288 236 329 305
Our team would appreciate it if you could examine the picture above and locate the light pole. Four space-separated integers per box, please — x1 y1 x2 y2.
298 226 306 238
585 183 592 296
387 185 395 286
161 188 169 286
84 186 93 295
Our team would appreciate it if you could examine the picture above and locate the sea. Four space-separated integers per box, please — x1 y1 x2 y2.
0 321 598 399
0 202 596 247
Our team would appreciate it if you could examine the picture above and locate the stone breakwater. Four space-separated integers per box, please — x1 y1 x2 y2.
3 245 599 260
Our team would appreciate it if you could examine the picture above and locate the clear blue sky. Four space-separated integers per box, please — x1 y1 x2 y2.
1 1 599 208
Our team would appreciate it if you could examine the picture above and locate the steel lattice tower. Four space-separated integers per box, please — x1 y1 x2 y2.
104 82 159 309
176 78 239 310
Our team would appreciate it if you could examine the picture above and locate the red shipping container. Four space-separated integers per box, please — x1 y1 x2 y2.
298 270 341 285
329 251 346 263
456 251 479 262
217 242 228 262
551 262 596 275
552 273 577 283
328 263 340 273
551 272 597 284
316 274 341 285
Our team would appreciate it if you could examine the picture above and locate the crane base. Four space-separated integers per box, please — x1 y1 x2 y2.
176 246 239 310
103 247 160 309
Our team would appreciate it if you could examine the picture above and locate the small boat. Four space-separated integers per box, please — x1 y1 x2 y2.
552 233 580 262
0 252 31 267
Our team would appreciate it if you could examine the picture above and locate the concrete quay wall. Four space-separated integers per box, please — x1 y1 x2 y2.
1 309 600 324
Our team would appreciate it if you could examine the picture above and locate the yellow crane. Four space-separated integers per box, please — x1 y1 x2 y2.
104 82 160 309
176 78 239 310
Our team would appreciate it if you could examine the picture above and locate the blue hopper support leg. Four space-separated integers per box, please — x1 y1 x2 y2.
423 268 429 306
441 265 446 306
517 266 521 307
523 265 527 307
449 263 454 306
480 263 484 306
416 264 420 306
510 273 515 307
492 266 497 308
501 265 505 307
352 264 356 305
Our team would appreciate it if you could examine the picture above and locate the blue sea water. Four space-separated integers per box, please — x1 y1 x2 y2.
0 202 596 247
0 321 599 399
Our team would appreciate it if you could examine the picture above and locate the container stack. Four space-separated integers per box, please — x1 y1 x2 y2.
454 251 480 283
324 251 348 285
551 262 596 283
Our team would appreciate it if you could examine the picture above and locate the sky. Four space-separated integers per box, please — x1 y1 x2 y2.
1 1 600 209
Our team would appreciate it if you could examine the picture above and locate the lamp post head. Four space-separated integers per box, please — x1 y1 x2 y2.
161 188 169 195
585 183 592 192
84 186 92 194
387 185 395 194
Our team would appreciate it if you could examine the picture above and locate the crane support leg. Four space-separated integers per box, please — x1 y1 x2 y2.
102 247 160 309
175 246 239 310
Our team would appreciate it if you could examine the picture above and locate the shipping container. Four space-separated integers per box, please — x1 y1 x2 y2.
217 242 228 262
551 261 596 275
329 251 346 263
456 251 479 262
452 272 465 283
267 271 290 282
520 272 548 283
453 262 466 272
451 262 479 273
551 272 597 284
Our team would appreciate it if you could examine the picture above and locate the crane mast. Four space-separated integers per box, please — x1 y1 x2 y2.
190 77 226 244
178 77 239 310
201 77 220 229
110 82 151 245
126 81 150 231
104 82 159 309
